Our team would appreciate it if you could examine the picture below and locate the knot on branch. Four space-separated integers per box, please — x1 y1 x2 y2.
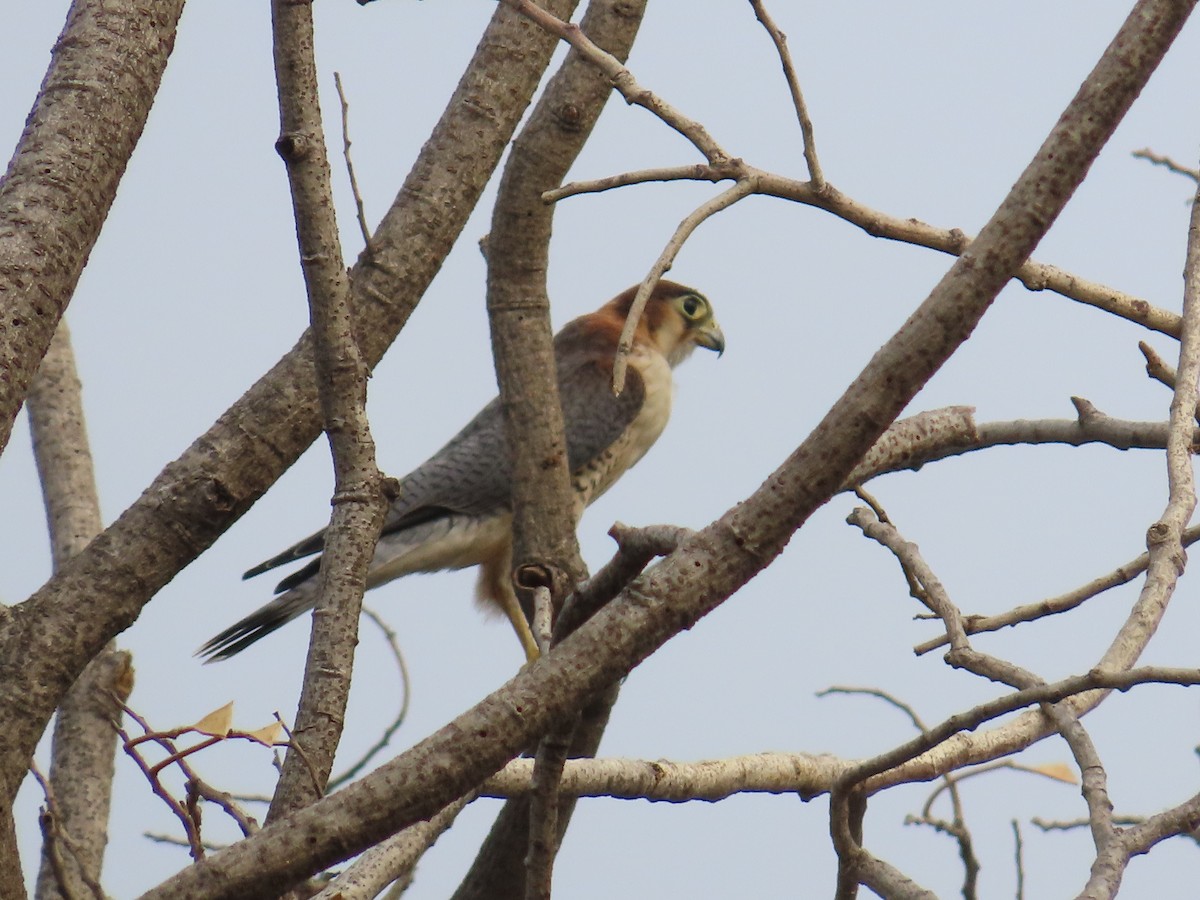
274 131 311 162
556 102 582 131
380 476 402 502
1146 521 1173 548
515 562 555 592
946 228 970 253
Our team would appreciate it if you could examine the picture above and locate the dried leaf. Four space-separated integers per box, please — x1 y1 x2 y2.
245 721 285 747
1032 762 1077 784
191 701 234 737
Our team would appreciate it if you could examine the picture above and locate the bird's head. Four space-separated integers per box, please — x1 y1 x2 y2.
606 280 725 367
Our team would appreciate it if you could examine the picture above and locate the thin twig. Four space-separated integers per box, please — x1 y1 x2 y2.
1138 340 1200 424
818 685 980 898
115 712 205 860
612 177 755 391
847 506 970 651
818 685 926 731
1132 147 1200 182
748 0 824 188
273 712 325 801
334 71 372 247
914 523 1200 655
552 160 1183 340
919 760 1078 814
143 831 227 852
1012 820 1025 900
30 762 106 900
328 606 412 789
502 0 730 164
543 164 716 202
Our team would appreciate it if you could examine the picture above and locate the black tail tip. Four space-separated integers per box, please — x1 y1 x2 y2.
197 609 293 662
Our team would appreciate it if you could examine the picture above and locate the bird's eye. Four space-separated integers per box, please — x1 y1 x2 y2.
681 295 703 318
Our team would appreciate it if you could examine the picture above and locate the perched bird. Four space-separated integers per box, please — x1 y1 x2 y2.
199 281 724 662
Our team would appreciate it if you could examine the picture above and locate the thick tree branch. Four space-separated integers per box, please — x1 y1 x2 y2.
480 751 843 801
0 4 183 881
27 322 104 568
0 0 184 457
473 2 646 896
313 795 472 900
28 320 131 900
133 622 1200 897
1074 144 1200 900
264 0 386 823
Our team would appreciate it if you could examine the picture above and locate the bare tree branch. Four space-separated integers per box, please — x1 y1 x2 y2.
264 0 387 825
915 523 1200 656
469 3 648 896
29 764 106 900
847 506 971 651
611 178 754 392
749 0 824 188
27 319 131 900
1013 819 1026 900
26 321 104 568
332 72 372 248
313 795 472 900
480 751 843 801
1074 145 1200 900
8 4 1199 897
551 168 1182 344
135 633 1200 899
503 0 730 165
0 4 184 884
0 0 185 458
1132 147 1200 183
327 607 411 791
848 667 1200 792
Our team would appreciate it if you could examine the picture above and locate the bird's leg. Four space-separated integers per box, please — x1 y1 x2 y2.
497 580 541 662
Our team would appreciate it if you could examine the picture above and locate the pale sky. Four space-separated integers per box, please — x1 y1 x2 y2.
4 3 1200 897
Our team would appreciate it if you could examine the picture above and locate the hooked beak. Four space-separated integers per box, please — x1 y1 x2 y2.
695 319 725 357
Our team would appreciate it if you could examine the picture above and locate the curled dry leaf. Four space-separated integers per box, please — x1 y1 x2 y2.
190 701 234 738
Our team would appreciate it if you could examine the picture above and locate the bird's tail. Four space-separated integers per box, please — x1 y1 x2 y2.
197 583 318 662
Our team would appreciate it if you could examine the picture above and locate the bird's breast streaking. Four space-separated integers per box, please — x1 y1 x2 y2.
570 340 673 511
198 280 724 663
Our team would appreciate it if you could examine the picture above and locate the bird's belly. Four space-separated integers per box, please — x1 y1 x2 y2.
365 513 512 586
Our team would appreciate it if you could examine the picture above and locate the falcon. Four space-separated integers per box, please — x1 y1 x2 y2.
199 281 724 662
